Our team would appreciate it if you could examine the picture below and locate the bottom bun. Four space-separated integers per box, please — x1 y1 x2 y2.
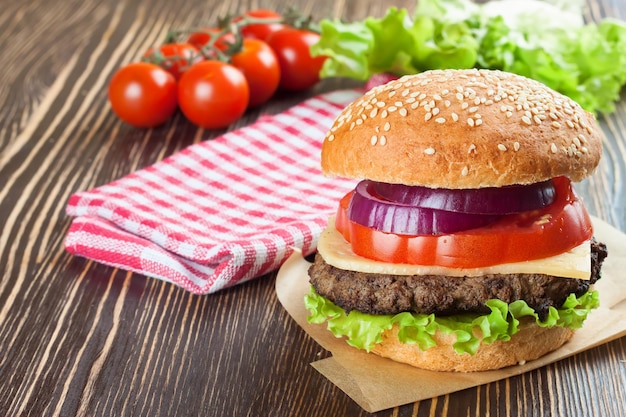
370 319 575 372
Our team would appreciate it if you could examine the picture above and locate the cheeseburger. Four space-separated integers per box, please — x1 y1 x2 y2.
305 69 608 372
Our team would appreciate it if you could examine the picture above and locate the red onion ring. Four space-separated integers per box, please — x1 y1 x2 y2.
348 181 502 235
372 179 556 215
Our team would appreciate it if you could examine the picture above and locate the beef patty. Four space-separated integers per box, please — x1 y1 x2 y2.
308 240 607 320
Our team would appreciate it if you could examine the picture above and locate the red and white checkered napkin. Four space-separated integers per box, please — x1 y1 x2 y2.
65 89 361 294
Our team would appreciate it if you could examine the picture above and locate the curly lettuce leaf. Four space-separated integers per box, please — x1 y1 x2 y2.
304 287 600 355
312 6 479 81
311 0 626 114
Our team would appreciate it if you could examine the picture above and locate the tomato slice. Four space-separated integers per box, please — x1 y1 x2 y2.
335 177 593 268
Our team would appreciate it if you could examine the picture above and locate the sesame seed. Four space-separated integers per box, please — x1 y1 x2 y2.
376 101 385 108
432 107 440 116
475 119 483 126
423 147 436 156
388 106 397 113
456 92 464 101
401 89 410 97
433 94 442 101
506 111 513 118
369 108 378 118
451 113 459 122
581 146 588 154
383 122 391 131
461 102 469 110
327 134 334 142
389 90 396 97
349 122 355 130
405 97 416 103
461 166 469 176
444 100 451 108
533 115 542 124
468 143 476 153
468 106 478 113
395 101 403 107
514 142 520 151
425 112 433 121
521 116 532 125
435 117 446 124
410 102 420 110
551 121 561 129
418 93 427 100
550 143 558 153
399 108 408 117
573 137 581 147
467 118 475 127
578 134 586 143
498 144 507 151
371 135 377 145
380 135 387 145
566 120 575 128
381 110 388 118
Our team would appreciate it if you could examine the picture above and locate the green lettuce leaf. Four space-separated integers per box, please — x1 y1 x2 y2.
304 287 600 355
311 0 626 114
312 5 479 81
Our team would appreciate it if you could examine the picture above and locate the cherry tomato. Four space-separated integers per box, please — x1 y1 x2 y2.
266 28 326 91
108 62 177 128
236 9 287 41
143 42 204 80
335 177 593 268
231 39 280 107
187 28 235 56
177 61 249 129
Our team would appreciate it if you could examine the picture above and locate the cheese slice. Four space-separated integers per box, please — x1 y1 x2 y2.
317 216 591 280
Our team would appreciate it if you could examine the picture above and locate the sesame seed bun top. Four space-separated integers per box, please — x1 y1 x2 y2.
321 69 603 188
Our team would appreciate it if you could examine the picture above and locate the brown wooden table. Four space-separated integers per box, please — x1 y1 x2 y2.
1 0 625 415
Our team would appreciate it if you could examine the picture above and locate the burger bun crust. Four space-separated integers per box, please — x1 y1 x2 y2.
321 69 602 188
371 320 574 372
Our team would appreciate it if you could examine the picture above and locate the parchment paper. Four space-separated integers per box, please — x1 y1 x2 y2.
275 217 626 413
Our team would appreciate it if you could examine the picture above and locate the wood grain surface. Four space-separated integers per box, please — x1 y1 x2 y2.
1 0 625 416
